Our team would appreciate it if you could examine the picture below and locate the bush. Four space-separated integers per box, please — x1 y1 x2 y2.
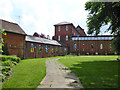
2 66 11 72
1 55 21 63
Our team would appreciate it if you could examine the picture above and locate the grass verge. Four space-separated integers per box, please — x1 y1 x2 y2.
59 55 119 88
2 58 46 88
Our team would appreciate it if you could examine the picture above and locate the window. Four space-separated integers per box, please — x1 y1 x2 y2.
38 44 42 52
91 44 94 49
31 44 34 52
74 44 77 50
58 35 60 41
66 25 68 31
58 26 61 31
82 44 85 49
64 48 66 51
51 46 54 53
66 35 68 41
60 47 62 53
100 44 103 50
45 45 48 53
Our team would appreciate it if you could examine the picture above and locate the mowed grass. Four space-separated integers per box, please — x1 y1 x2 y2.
2 58 46 88
59 55 119 88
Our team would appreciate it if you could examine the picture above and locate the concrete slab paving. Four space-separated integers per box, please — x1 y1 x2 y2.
37 58 83 89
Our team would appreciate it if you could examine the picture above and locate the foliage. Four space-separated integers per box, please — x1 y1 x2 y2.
52 36 55 40
1 55 21 82
85 2 120 53
2 58 46 88
2 43 9 55
0 29 6 52
59 55 118 88
1 55 21 63
112 32 120 53
85 2 120 35
33 32 50 39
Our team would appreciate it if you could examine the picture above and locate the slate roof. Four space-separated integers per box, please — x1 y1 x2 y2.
0 19 26 35
25 35 61 46
54 21 72 26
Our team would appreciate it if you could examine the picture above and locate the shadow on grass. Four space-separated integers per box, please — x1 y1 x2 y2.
69 60 119 88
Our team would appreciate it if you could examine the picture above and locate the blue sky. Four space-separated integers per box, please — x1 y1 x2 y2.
0 0 110 38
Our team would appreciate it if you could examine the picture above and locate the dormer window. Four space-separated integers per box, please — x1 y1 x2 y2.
58 26 61 31
66 25 68 31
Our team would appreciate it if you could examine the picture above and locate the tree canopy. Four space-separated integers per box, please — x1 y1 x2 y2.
85 2 120 35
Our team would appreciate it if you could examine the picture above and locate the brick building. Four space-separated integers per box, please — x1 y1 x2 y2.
25 35 68 59
0 19 68 59
54 21 116 55
0 19 26 59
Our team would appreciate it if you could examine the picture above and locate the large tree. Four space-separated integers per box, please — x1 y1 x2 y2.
85 2 120 35
85 2 120 53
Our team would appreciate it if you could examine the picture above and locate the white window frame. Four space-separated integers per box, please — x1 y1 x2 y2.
58 35 60 41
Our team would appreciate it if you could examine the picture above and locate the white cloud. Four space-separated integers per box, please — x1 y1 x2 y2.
0 0 110 38
0 0 13 21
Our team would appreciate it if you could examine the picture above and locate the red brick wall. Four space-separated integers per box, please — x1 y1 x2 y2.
2 32 25 58
25 42 68 59
70 40 114 55
55 24 80 46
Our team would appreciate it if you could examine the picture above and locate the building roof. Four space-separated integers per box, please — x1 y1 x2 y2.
76 25 86 36
0 19 26 35
25 35 61 46
72 35 114 40
54 21 72 26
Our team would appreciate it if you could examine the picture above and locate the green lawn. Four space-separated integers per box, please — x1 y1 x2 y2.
2 58 46 88
59 55 119 88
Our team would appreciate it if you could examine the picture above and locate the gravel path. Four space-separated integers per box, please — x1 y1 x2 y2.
37 58 83 89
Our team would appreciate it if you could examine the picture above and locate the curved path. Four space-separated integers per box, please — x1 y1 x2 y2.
37 58 83 89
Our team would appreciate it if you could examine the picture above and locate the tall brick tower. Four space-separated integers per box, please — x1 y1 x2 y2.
54 22 80 45
54 21 86 53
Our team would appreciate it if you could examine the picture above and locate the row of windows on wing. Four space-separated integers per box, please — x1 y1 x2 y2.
58 35 68 41
72 37 114 40
58 25 68 32
74 43 112 50
30 44 67 53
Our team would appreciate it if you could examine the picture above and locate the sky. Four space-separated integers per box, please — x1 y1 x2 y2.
0 0 111 39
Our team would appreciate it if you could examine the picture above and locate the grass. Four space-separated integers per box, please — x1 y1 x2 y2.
59 55 119 88
2 58 46 88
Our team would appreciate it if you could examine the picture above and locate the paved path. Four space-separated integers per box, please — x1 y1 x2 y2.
37 58 83 89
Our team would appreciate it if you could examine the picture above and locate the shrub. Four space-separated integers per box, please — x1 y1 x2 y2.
1 55 21 63
2 66 11 72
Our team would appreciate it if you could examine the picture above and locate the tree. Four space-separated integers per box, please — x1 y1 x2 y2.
52 36 55 40
85 2 120 35
2 43 9 55
85 2 120 54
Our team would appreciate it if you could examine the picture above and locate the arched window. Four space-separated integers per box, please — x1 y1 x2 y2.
45 45 48 53
74 44 77 50
66 25 68 31
58 26 61 31
51 46 54 53
58 35 60 41
31 43 34 52
91 44 94 49
100 44 103 50
66 35 68 41
82 44 85 49
38 44 42 52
